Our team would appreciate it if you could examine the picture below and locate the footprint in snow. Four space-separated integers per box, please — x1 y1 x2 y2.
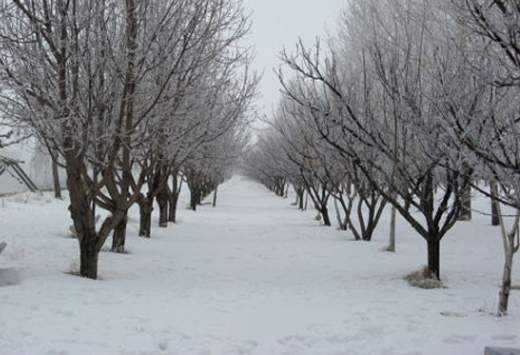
492 334 518 341
442 334 477 344
157 341 168 351
440 311 467 318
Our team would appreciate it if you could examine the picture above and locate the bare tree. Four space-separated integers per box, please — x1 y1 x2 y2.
442 0 520 315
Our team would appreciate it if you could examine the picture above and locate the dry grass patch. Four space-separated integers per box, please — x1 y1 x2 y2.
404 266 444 289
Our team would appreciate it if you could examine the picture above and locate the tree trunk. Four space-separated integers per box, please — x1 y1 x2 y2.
111 212 128 253
79 237 98 279
498 248 513 316
388 205 397 252
334 198 346 230
492 200 500 226
51 157 62 199
138 197 153 238
167 174 180 223
458 184 472 221
490 180 500 226
168 191 179 223
321 206 331 227
65 157 101 279
388 107 399 251
190 188 200 211
212 185 218 207
298 188 304 210
427 238 441 280
491 179 518 316
196 189 202 205
363 223 376 241
157 193 168 227
156 175 169 227
190 194 197 211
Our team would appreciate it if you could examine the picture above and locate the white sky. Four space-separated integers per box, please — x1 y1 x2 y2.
242 0 347 121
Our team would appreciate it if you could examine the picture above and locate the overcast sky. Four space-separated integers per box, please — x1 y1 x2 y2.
242 0 347 121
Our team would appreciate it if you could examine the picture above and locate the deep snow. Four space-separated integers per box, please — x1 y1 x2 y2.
0 176 519 355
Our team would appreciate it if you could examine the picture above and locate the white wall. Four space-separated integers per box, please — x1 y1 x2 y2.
0 140 66 194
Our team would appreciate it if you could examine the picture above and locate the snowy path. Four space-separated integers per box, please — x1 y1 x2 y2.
0 176 519 354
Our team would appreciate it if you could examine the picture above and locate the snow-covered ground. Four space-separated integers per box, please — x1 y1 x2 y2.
0 176 519 355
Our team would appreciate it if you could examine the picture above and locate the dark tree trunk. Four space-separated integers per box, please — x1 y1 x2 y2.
362 220 380 241
492 200 500 226
111 212 128 253
157 194 168 227
212 185 218 207
51 157 62 199
196 189 202 205
298 188 304 210
321 206 331 227
169 201 177 222
65 157 102 280
490 180 500 226
363 225 375 241
139 205 152 238
156 174 169 227
79 237 98 279
167 173 180 223
190 194 197 211
388 205 397 252
190 188 200 211
361 198 386 241
91 166 98 221
427 238 441 280
159 202 168 227
138 196 153 238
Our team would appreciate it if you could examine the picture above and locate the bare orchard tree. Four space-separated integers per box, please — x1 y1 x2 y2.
0 0 122 278
441 0 520 316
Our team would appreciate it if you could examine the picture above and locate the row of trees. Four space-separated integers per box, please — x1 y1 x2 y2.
0 0 256 279
245 0 520 316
